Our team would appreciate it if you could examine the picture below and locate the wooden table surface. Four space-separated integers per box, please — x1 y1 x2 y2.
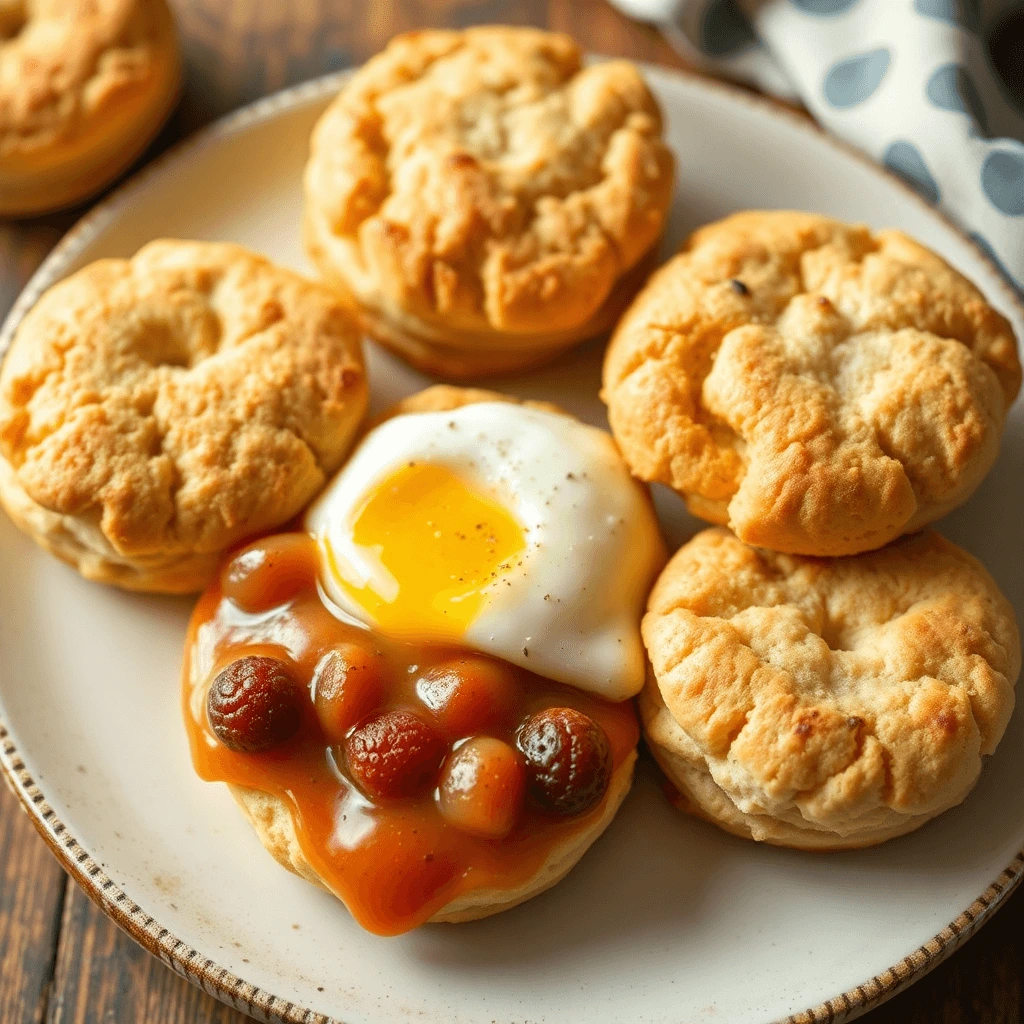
1 2 1022 1022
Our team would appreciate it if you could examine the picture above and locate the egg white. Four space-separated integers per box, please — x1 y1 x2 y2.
305 402 665 700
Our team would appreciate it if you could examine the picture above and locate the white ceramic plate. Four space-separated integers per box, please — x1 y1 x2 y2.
1 67 1022 1024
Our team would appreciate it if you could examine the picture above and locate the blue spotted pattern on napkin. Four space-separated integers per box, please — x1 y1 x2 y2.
608 0 1024 296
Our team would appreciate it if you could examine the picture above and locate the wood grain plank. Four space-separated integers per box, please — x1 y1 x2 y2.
0 782 67 1024
990 8 1024 112
45 882 249 1024
0 219 69 324
868 881 1024 1024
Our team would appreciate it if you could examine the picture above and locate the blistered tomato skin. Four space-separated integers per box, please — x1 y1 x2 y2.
207 656 303 753
437 737 526 838
344 710 447 799
416 657 517 738
517 707 612 816
313 644 386 741
221 534 316 612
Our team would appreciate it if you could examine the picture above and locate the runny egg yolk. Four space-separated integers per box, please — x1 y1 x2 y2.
323 461 526 640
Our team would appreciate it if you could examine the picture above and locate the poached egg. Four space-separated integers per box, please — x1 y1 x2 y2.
305 401 665 700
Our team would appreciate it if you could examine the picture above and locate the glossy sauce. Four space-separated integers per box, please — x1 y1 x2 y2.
182 534 639 936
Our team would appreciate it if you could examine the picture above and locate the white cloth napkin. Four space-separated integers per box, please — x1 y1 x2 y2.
610 0 1024 295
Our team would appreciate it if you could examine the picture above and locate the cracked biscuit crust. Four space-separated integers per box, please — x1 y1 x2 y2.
603 211 1022 557
0 0 180 215
641 528 1021 849
303 26 674 376
0 240 368 593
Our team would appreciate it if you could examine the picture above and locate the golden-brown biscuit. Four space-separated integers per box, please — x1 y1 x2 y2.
0 0 181 217
373 381 564 424
304 26 674 378
641 528 1021 849
201 385 643 924
603 211 1022 557
0 240 368 593
228 754 636 925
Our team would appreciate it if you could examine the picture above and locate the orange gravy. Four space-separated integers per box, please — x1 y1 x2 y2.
182 533 638 935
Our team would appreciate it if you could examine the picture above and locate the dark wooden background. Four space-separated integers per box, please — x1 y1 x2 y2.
1 2 1022 1021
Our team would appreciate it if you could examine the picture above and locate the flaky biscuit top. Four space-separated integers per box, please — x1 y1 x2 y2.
0 0 177 163
642 529 1020 834
0 240 367 561
603 211 1022 556
304 26 674 336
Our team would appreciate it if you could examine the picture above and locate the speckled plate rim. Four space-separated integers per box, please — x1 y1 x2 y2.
1 64 1023 1024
